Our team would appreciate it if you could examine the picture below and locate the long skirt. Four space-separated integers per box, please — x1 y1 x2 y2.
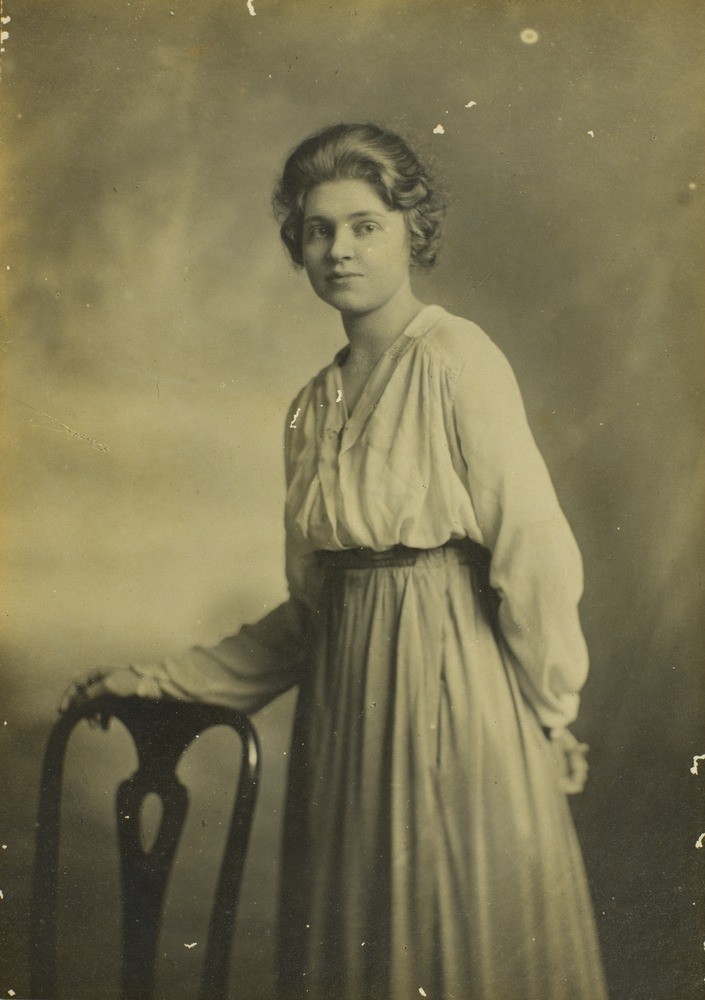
277 541 608 1000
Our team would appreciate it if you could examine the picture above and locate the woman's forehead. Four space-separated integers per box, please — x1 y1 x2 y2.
303 178 393 220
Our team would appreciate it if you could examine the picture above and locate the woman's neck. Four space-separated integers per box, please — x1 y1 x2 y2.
341 287 424 368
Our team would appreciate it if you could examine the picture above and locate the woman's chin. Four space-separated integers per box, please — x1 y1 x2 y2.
315 287 367 313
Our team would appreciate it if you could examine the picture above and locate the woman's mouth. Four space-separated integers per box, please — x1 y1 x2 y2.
327 272 362 282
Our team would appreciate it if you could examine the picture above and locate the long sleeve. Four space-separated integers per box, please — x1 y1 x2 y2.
103 598 311 712
451 337 589 729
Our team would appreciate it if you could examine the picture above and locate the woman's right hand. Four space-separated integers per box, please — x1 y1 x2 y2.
59 667 143 715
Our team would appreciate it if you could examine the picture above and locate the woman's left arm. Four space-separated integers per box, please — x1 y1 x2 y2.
452 335 589 732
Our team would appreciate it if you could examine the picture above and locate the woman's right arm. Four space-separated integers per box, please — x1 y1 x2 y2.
65 402 317 715
64 595 313 714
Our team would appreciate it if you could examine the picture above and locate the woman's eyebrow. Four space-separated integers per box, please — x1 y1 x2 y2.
346 210 387 220
303 210 388 224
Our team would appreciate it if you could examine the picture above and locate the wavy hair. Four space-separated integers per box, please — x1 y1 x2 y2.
272 123 445 269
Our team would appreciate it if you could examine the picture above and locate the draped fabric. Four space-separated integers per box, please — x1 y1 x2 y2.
278 544 607 1000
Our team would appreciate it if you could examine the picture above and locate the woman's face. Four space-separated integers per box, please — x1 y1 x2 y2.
302 178 412 317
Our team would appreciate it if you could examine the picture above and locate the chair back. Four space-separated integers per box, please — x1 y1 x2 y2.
31 695 260 1000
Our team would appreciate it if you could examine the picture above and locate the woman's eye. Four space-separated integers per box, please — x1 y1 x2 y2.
356 222 379 235
306 225 329 240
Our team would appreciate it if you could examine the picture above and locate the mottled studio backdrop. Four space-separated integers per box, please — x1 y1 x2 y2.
1 1 703 998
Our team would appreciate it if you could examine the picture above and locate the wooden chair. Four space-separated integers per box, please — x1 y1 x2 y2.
30 695 261 1000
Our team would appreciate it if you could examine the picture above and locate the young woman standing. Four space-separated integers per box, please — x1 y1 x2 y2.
68 123 608 1000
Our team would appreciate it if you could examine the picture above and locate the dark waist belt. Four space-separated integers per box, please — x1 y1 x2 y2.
316 537 491 571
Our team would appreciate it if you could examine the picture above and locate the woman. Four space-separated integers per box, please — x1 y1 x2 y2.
68 123 608 1000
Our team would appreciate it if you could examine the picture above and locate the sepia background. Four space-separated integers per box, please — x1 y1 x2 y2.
1 1 703 997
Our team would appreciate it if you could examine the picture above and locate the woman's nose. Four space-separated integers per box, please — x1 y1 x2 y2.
328 226 354 260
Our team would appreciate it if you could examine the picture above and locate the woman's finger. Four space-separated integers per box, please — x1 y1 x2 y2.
58 671 109 714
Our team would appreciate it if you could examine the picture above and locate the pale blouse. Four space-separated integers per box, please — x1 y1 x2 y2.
116 305 589 730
